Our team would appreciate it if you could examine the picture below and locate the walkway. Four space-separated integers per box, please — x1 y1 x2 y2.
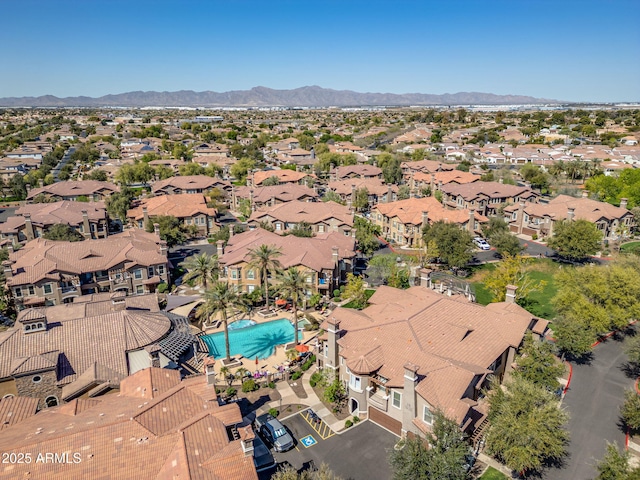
545 335 632 479
249 368 344 433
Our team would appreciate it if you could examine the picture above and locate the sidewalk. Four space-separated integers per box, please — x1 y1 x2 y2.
251 367 344 432
477 453 515 478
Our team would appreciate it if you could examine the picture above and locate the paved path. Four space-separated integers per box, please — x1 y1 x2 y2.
545 336 632 480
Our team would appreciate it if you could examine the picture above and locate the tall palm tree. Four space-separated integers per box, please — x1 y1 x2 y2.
277 267 307 346
183 253 219 289
247 244 282 310
196 281 247 362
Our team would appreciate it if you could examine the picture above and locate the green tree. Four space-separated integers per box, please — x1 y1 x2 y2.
366 253 412 288
552 315 594 359
145 215 186 248
153 165 174 180
353 187 369 212
484 254 547 303
396 185 411 200
182 253 219 289
389 410 469 480
482 216 509 241
343 273 366 309
105 187 136 222
178 162 205 176
247 244 283 310
230 157 256 184
354 216 381 257
377 153 402 184
486 376 569 475
261 175 280 186
491 232 524 257
85 169 108 181
422 221 474 269
42 224 84 242
277 267 306 345
514 332 564 392
596 442 640 480
322 190 346 205
625 335 640 369
620 390 640 432
196 281 248 360
288 221 314 237
547 219 603 261
271 463 342 480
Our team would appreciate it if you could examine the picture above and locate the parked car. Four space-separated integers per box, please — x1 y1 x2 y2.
473 237 491 250
254 413 294 452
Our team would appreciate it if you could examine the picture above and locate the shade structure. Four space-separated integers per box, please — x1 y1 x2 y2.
275 299 287 306
295 344 309 353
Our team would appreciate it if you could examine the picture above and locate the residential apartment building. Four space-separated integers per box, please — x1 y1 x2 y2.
0 294 199 409
0 367 258 479
330 164 383 181
151 175 231 195
401 159 455 180
26 180 119 202
0 201 109 245
409 169 479 195
372 197 488 247
441 181 537 217
505 194 635 239
316 283 547 439
248 200 354 236
249 169 315 187
231 184 318 211
326 178 397 208
219 228 356 295
3 229 169 310
127 193 219 236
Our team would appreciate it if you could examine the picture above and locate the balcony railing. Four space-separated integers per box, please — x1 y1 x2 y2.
61 285 78 294
368 390 389 411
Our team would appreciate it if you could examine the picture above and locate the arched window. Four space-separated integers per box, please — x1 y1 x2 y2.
45 396 58 407
32 375 42 383
2 394 15 399
24 324 31 331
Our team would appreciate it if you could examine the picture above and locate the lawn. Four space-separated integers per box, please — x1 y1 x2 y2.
470 258 561 319
479 466 508 480
621 241 640 255
342 289 376 309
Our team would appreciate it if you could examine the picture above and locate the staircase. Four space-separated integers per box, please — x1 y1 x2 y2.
470 416 490 449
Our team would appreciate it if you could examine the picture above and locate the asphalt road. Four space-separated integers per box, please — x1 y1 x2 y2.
544 333 633 480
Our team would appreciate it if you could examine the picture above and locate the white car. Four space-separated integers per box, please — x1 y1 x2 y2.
473 237 491 250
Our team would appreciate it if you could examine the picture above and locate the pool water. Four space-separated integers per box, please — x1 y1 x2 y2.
228 319 257 330
202 318 295 360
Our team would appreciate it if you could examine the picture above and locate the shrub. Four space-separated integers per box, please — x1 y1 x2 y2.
353 416 360 423
339 285 345 293
157 282 169 293
333 297 341 302
309 371 323 388
345 420 353 428
301 355 316 371
267 381 276 389
226 387 237 398
333 289 340 298
291 371 303 381
242 379 257 392
269 407 279 418
531 234 538 240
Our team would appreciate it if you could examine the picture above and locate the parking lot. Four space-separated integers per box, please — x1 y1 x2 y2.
258 410 398 480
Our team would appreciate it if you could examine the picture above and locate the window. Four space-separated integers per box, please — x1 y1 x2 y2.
157 265 165 275
306 276 312 283
134 269 142 280
28 286 35 296
392 391 402 409
148 267 154 277
246 269 255 280
231 269 238 280
318 225 325 233
247 285 255 293
275 223 281 231
423 405 434 425
14 287 22 298
349 373 362 392
45 396 59 407
136 285 144 294
32 375 42 384
43 283 53 295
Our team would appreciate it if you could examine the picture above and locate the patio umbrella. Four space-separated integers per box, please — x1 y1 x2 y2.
295 344 309 353
275 299 287 306
255 356 259 365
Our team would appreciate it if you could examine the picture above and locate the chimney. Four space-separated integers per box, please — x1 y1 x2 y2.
419 268 432 288
620 198 628 209
145 344 162 368
505 284 517 304
325 317 341 370
351 184 357 209
82 210 91 239
216 239 225 256
421 211 429 229
430 174 435 194
438 180 443 191
402 363 419 435
582 191 589 198
517 202 526 234
387 185 393 203
7 244 14 254
332 246 339 266
204 357 216 386
142 206 149 226
437 162 442 171
159 241 167 257
249 190 254 212
499 178 504 184
2 261 13 279
567 207 575 221
467 209 475 233
239 425 255 457
39 179 44 188
229 226 235 238
153 222 160 237
24 213 34 241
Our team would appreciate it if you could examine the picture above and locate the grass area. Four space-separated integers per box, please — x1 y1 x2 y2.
342 289 376 309
470 258 562 319
479 466 508 480
621 241 640 254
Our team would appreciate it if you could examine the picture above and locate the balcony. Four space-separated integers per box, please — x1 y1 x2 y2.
61 285 78 294
368 389 389 411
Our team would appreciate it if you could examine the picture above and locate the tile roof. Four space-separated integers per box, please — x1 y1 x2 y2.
327 285 533 423
373 197 488 226
252 170 311 185
152 175 231 193
401 159 455 174
327 178 395 196
441 181 533 201
234 184 318 203
504 194 630 222
0 369 256 480
26 180 119 199
7 230 167 287
127 194 218 221
249 200 353 228
0 201 107 234
0 396 39 431
332 165 382 179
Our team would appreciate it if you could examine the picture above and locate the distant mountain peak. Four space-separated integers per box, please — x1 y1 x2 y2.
0 86 559 107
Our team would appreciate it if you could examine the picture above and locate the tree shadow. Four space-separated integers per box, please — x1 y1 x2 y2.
565 351 594 366
619 362 640 379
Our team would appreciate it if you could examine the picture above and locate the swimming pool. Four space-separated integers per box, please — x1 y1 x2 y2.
202 318 295 360
228 319 257 330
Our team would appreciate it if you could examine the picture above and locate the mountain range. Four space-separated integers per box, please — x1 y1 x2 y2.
0 86 559 108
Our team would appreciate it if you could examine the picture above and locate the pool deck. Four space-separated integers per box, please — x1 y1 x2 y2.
202 310 321 378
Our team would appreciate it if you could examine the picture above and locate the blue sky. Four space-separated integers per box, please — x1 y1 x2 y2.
1 0 639 102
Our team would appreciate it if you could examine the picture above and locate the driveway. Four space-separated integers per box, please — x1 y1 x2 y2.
545 334 632 479
260 413 398 480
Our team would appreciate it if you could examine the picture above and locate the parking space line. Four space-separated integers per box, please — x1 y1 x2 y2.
301 410 335 440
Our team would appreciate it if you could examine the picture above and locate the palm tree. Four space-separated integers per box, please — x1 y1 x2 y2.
182 253 219 289
277 267 307 346
196 281 247 362
247 244 282 310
